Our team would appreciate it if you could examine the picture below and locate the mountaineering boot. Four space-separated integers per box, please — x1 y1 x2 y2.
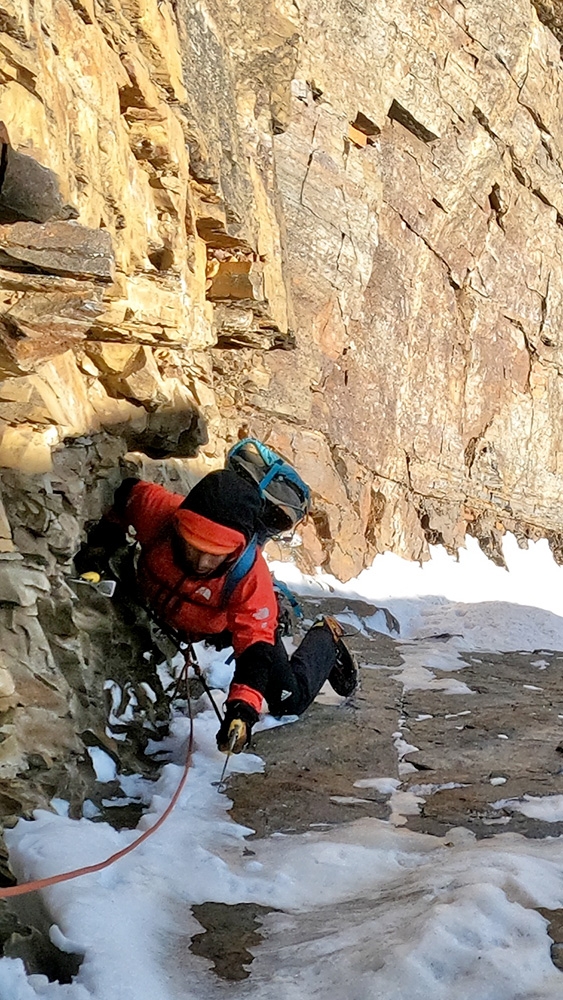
216 700 259 753
314 615 358 698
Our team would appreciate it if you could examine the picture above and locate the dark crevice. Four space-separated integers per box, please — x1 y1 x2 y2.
419 512 445 546
495 52 511 74
404 451 413 491
464 437 478 472
395 208 457 286
532 187 553 208
0 12 29 41
0 135 8 197
511 162 529 187
309 82 323 102
350 112 380 143
529 0 563 46
472 105 498 142
387 100 438 143
299 119 319 204
519 100 552 137
69 0 94 23
148 246 174 271
311 508 331 542
488 183 506 230
540 274 550 331
540 132 555 162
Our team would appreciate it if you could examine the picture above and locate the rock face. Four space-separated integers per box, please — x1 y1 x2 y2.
0 0 563 841
247 0 563 571
1 0 563 576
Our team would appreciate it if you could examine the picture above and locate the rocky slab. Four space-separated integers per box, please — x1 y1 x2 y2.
0 222 115 281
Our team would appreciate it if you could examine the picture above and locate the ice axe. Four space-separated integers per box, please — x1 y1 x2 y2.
70 572 117 598
214 719 246 791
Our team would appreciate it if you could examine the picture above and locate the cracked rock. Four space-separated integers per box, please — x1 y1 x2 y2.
0 222 115 281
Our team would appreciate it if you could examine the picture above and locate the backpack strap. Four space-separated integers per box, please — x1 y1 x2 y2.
258 457 284 492
221 534 258 606
273 578 303 619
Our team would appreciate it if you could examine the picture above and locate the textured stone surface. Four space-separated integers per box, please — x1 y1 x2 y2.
10 0 560 577
0 222 115 281
229 0 563 575
0 125 77 225
229 596 563 845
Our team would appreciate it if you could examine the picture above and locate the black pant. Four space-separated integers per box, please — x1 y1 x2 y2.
234 625 338 717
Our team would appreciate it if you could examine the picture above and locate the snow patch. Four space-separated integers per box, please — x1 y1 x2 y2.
492 794 563 822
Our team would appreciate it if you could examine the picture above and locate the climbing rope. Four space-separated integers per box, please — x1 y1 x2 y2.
0 664 196 899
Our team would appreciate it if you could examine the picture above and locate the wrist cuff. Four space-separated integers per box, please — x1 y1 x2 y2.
228 684 263 714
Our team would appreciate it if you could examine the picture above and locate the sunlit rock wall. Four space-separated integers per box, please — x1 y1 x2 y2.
233 0 563 571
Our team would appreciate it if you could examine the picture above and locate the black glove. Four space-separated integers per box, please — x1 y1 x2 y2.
216 700 259 754
204 629 233 652
74 519 127 577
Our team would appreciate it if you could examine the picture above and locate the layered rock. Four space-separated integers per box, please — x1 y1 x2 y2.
4 0 563 579
249 0 563 569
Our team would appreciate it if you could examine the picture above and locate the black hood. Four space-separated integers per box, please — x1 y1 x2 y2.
180 469 263 543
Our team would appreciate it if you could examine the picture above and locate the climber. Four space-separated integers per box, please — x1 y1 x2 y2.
76 469 357 753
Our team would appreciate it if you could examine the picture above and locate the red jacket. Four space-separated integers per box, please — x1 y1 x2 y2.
119 481 278 657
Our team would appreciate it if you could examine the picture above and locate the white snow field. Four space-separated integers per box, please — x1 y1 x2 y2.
2 536 563 999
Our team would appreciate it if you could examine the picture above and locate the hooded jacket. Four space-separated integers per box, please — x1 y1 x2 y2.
114 478 279 712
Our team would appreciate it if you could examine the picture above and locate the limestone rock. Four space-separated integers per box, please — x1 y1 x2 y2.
24 351 98 439
0 424 58 474
0 128 78 225
84 343 141 377
6 0 563 577
45 512 82 559
0 492 14 553
124 385 208 458
0 221 115 281
0 0 31 42
0 666 16 714
95 345 169 408
207 260 264 301
5 0 563 854
0 270 107 376
0 555 49 606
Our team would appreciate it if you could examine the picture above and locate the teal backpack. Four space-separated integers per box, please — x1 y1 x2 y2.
222 438 311 604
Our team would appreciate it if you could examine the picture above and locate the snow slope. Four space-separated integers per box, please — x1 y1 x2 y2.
1 536 563 999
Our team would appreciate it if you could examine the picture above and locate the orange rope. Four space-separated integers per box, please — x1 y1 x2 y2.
0 692 195 899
